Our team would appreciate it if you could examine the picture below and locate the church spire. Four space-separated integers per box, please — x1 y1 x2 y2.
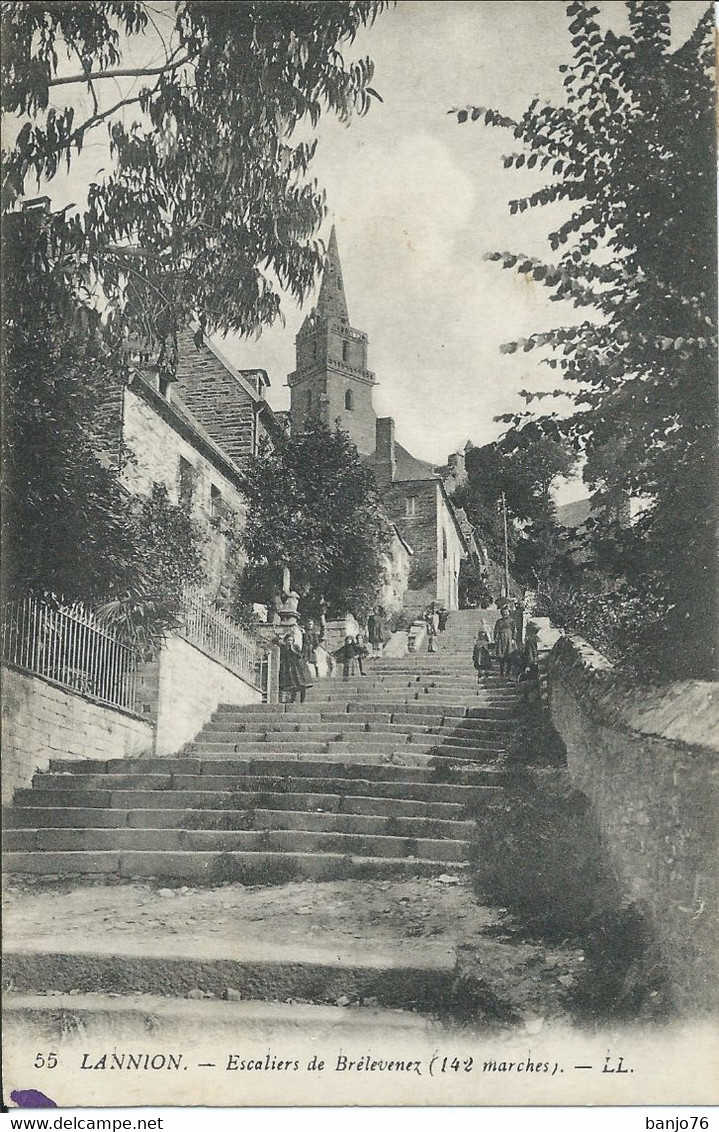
316 225 349 325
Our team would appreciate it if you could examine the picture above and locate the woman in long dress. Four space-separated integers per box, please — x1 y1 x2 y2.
278 632 313 703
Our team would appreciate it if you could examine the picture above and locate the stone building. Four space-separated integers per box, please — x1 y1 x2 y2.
367 418 468 616
288 228 473 614
96 326 286 601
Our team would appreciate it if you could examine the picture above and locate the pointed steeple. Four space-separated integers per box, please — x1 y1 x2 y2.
316 225 349 324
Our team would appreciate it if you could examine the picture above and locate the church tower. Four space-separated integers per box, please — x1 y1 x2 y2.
288 227 377 454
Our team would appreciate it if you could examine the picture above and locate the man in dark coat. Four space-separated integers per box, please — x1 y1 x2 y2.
493 606 517 677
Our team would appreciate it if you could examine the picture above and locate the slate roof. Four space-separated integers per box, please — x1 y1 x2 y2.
393 443 437 482
363 442 437 483
172 328 284 470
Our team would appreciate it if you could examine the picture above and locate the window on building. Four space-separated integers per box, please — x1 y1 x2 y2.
344 388 354 411
178 457 194 511
210 483 222 526
443 530 448 560
405 495 417 518
342 339 350 363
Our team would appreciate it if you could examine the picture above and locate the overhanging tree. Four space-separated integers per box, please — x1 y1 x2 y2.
2 1 389 367
240 425 392 621
1 210 206 640
2 2 389 628
453 0 717 678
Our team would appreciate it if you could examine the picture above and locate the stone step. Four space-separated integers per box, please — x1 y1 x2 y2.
191 743 507 761
3 849 468 882
3 948 457 1011
10 789 477 820
185 743 444 758
214 707 515 729
22 774 499 804
304 678 515 693
4 806 475 839
196 722 511 744
306 692 519 709
203 719 516 743
3 826 469 861
2 992 433 1039
46 757 500 784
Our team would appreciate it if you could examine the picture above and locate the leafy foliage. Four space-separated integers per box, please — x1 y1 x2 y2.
3 1 389 372
240 424 392 620
452 433 576 585
454 2 717 678
1 208 205 641
532 576 651 667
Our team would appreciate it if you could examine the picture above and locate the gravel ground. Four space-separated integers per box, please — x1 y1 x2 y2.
4 874 586 1023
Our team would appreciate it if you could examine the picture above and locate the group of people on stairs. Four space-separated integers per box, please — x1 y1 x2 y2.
277 605 390 704
276 596 540 705
473 601 540 685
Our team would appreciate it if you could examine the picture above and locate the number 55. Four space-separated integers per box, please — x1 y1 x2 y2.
34 1052 58 1069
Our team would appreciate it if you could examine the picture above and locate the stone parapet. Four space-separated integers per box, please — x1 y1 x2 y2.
547 634 719 1015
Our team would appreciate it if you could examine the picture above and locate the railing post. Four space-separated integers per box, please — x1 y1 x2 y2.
266 643 281 704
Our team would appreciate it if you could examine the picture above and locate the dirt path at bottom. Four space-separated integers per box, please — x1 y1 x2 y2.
4 876 586 1023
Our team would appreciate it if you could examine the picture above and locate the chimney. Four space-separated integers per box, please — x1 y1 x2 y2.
446 450 466 490
375 417 396 486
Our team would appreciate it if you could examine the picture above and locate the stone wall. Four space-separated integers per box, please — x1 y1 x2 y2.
153 637 262 755
1 666 154 804
547 634 719 1014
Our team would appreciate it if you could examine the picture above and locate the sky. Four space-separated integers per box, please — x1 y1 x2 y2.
212 1 706 489
13 1 708 498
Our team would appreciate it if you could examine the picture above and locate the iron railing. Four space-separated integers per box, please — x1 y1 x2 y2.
179 588 266 693
1 593 139 711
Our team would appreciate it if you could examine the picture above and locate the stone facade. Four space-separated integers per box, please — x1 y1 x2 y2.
121 377 247 599
1 666 153 804
547 634 719 1015
371 418 467 615
288 227 377 454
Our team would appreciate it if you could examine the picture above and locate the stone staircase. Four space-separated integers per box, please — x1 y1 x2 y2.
3 610 518 883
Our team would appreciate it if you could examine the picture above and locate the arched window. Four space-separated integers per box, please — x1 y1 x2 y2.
342 339 350 363
442 530 448 560
344 388 354 411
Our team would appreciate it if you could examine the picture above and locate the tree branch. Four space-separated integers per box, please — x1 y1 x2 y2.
48 53 190 89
